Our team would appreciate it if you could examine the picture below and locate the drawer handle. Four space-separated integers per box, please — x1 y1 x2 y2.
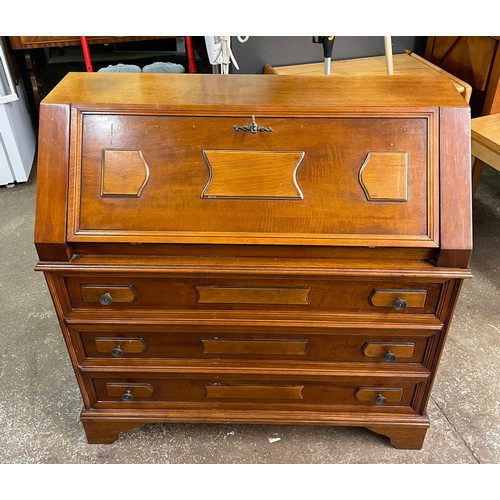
393 298 407 311
110 346 123 358
383 351 396 362
354 387 403 403
95 337 147 355
99 292 113 306
81 285 137 304
233 116 273 134
362 342 415 360
121 390 133 401
106 383 154 399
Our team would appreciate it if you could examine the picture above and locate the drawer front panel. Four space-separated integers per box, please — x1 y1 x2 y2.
70 113 437 247
75 326 434 364
89 375 423 408
64 275 443 315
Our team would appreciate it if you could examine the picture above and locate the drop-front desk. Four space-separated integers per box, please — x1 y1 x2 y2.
34 73 472 448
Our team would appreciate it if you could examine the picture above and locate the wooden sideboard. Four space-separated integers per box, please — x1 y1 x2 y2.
34 73 472 448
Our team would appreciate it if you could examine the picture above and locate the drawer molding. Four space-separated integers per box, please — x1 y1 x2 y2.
354 387 404 404
80 285 137 304
106 383 154 399
195 285 311 305
205 384 304 400
370 289 427 309
362 342 416 360
95 337 147 356
201 338 308 356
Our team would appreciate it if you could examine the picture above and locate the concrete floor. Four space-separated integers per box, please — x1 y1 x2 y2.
0 164 499 465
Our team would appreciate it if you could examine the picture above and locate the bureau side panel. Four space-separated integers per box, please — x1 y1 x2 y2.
34 103 71 261
437 107 472 268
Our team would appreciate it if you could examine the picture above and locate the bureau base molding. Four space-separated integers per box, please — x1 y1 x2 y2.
80 409 430 449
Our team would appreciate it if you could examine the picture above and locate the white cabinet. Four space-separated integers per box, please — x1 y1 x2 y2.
0 39 36 186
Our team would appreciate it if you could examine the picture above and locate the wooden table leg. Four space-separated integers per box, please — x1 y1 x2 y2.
472 157 485 195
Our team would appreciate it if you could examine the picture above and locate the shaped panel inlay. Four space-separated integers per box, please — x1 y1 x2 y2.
359 152 408 201
195 285 311 305
202 150 305 199
205 384 304 400
101 149 150 197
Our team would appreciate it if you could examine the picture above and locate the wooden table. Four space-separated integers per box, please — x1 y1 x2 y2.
471 113 500 172
264 51 472 103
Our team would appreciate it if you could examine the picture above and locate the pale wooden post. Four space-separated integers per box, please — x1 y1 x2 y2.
384 36 394 75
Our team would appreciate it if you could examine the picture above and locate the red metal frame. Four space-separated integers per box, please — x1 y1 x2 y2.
80 36 196 74
80 36 93 72
185 36 197 73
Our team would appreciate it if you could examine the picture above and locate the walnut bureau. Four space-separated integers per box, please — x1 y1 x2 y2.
34 73 472 448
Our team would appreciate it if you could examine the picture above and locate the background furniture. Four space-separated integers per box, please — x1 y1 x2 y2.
0 38 36 185
471 113 500 173
264 51 472 103
424 36 500 191
8 36 184 111
424 36 500 117
35 72 472 449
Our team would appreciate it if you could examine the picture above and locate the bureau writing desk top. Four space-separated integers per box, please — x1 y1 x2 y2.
36 73 471 265
35 73 472 448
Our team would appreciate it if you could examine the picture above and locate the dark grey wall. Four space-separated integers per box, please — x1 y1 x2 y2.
230 36 427 74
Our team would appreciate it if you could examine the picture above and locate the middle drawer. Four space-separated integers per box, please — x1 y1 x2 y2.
71 324 439 366
62 274 443 316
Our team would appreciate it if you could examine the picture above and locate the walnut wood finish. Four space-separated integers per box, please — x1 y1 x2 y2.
35 73 472 449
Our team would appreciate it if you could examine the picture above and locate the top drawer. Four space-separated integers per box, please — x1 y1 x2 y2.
68 111 438 247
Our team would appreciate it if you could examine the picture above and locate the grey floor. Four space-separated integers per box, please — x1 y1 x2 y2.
0 164 499 465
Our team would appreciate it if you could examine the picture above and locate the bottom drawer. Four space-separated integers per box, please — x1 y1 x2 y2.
87 374 426 410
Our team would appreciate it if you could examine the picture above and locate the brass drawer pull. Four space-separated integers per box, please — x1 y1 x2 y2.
233 116 273 134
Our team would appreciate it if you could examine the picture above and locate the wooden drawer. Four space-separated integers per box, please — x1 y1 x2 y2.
87 374 426 410
69 112 438 247
74 324 436 365
62 274 443 316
